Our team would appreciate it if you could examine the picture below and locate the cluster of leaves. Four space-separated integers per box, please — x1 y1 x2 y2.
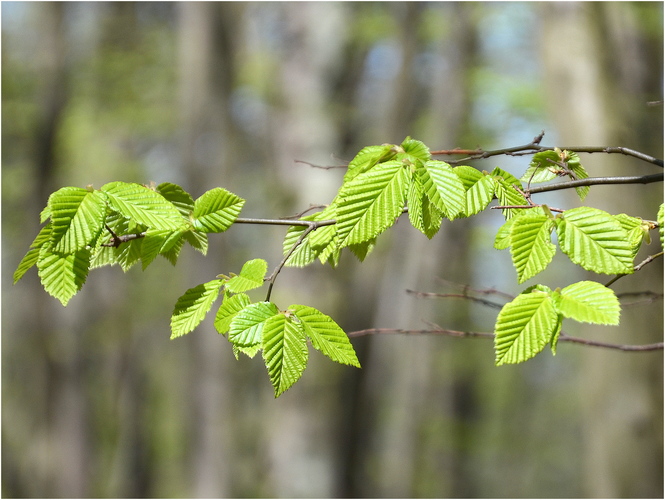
170 258 360 397
14 138 663 396
14 181 244 305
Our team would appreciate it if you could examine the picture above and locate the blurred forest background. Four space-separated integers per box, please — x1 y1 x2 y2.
2 2 663 498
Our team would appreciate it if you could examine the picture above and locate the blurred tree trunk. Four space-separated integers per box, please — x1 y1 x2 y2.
540 3 663 497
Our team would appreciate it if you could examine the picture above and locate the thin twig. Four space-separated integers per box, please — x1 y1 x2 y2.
431 133 664 168
405 289 505 310
346 327 664 351
527 173 662 193
264 219 335 302
605 251 664 287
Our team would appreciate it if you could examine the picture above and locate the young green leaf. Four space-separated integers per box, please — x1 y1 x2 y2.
214 292 251 335
36 246 91 306
566 153 590 201
336 160 409 248
48 187 106 254
454 166 495 217
14 224 52 283
170 279 224 339
102 182 184 230
407 173 442 238
228 301 279 347
494 286 559 365
140 229 184 270
262 313 309 397
555 207 634 275
225 258 268 293
416 160 465 219
283 224 317 267
554 281 620 325
400 137 431 163
157 182 195 217
658 203 664 248
492 168 528 220
290 305 360 367
509 210 556 283
233 344 262 360
192 187 245 233
343 144 397 183
494 217 516 250
613 213 647 259
521 150 561 184
183 229 209 255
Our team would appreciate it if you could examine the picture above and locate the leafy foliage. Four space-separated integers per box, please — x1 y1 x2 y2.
15 138 661 395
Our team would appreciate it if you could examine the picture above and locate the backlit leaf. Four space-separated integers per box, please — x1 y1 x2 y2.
509 210 556 283
225 258 268 293
417 160 465 219
214 292 251 335
48 187 106 254
102 182 184 230
192 187 245 233
556 207 634 275
262 313 308 397
229 301 279 347
290 305 360 367
554 281 620 325
495 286 558 365
170 279 224 339
37 246 91 306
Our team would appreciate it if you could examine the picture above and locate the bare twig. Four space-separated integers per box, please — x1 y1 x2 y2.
431 132 664 168
605 251 664 287
264 219 335 302
406 289 505 310
294 159 346 170
527 173 663 193
347 326 664 351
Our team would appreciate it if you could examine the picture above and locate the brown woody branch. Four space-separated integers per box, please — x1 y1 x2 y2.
431 131 664 168
347 327 664 352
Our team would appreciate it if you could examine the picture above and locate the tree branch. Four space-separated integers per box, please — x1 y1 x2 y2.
347 326 664 352
431 132 664 168
527 173 663 194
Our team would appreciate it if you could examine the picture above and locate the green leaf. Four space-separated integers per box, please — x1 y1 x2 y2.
417 160 465 219
613 213 647 259
283 224 317 267
556 207 634 275
14 224 52 283
658 204 664 248
192 187 245 233
225 258 268 293
37 246 91 306
492 167 528 220
170 279 224 339
290 305 360 367
554 281 620 325
454 166 495 216
407 173 442 238
343 144 397 183
521 150 561 183
183 229 208 255
102 182 184 230
48 187 106 253
400 137 430 163
509 209 556 283
228 301 279 347
494 217 515 250
495 286 559 365
566 153 589 201
156 182 195 217
141 229 184 270
214 292 251 334
262 313 309 397
336 160 409 248
233 344 262 360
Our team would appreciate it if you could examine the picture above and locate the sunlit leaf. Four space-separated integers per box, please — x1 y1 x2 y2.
509 209 556 283
556 207 634 275
336 160 409 248
14 224 52 283
48 187 106 254
290 305 360 367
454 166 495 216
170 279 224 339
417 160 465 219
102 181 184 230
36 246 91 306
157 182 195 217
262 313 308 397
554 281 620 325
495 286 558 365
229 301 279 347
214 292 251 335
225 258 268 293
343 144 396 183
192 187 245 233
